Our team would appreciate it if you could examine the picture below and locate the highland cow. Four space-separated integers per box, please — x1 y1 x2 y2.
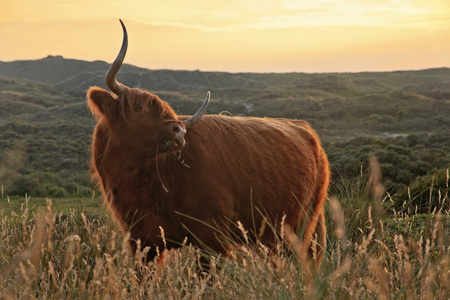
88 20 330 266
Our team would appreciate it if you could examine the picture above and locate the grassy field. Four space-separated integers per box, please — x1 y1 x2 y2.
0 165 448 299
0 194 105 217
1 58 449 298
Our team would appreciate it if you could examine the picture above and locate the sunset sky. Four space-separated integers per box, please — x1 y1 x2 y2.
1 0 450 73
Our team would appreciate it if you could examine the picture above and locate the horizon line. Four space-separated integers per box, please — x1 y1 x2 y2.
2 55 449 75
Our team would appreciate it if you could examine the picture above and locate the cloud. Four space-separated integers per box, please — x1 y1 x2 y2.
241 0 450 30
130 0 450 31
3 0 449 31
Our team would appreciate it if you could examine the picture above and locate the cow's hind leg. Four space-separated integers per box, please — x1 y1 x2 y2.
303 208 326 269
313 208 326 267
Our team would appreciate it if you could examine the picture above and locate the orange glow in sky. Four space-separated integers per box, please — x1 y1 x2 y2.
1 0 450 72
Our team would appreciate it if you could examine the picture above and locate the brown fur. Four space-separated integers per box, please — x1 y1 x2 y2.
88 86 330 266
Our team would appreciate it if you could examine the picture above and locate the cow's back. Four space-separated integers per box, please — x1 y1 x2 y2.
176 115 329 248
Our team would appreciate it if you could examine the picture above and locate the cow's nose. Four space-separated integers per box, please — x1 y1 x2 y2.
173 124 186 146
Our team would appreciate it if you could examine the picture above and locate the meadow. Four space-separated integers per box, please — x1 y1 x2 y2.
0 58 449 298
0 163 448 299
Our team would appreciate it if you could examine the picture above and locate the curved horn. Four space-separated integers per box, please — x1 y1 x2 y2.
182 91 210 128
106 19 128 96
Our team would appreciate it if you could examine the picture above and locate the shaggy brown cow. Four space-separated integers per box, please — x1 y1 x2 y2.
88 20 330 266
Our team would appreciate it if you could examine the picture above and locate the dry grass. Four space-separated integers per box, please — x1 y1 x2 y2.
1 165 449 299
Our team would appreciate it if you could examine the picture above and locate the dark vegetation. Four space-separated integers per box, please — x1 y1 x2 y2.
0 56 449 212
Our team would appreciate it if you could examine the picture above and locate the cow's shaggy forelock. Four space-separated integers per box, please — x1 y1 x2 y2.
87 86 178 123
118 88 178 122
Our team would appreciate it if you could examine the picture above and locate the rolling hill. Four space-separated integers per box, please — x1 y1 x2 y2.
0 56 449 201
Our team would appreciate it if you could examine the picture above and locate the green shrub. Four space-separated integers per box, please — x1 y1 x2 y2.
395 169 449 213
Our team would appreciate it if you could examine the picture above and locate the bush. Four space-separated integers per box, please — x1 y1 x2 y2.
394 169 449 213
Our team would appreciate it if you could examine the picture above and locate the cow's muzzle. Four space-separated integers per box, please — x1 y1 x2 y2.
173 123 186 146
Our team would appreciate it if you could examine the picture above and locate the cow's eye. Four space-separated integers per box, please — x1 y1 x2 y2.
135 104 143 110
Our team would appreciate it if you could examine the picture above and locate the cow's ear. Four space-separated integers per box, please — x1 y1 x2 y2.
87 87 117 117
